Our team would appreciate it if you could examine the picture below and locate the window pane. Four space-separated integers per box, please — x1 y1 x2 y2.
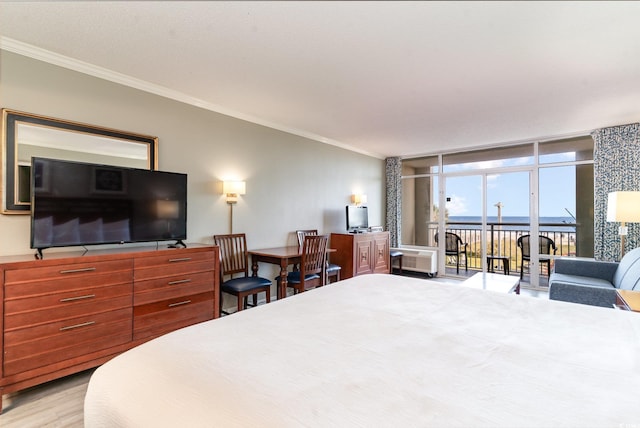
445 175 482 273
486 171 530 276
539 164 593 258
539 136 593 164
443 144 533 172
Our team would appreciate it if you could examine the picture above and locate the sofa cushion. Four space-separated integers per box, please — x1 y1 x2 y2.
549 273 615 290
552 258 618 281
549 281 618 308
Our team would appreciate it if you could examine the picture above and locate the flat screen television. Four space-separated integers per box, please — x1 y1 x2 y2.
30 157 187 254
346 205 368 232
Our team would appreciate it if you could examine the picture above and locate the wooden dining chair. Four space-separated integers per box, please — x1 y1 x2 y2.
296 229 341 282
213 233 272 314
279 234 329 295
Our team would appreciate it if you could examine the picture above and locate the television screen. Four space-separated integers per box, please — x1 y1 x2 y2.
30 157 187 250
346 205 368 232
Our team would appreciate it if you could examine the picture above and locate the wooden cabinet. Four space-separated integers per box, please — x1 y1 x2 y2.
0 244 218 413
330 232 390 279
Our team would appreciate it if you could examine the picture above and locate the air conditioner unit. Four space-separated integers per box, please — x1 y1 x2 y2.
391 246 438 276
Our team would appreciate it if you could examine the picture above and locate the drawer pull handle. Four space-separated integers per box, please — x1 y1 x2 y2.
60 294 96 302
168 300 191 308
168 279 192 285
59 267 97 274
169 257 192 263
59 321 96 331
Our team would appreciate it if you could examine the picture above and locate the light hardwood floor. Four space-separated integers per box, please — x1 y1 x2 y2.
0 369 93 428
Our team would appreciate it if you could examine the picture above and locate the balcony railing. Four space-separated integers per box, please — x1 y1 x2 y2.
428 221 577 281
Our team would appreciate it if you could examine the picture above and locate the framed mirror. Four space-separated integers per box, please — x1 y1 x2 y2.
2 109 158 214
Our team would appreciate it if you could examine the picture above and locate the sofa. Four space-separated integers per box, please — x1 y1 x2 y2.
549 247 640 308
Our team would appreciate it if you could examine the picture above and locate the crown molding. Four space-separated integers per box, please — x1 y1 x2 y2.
0 36 383 159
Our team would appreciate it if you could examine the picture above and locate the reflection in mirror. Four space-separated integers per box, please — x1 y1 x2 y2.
2 109 158 213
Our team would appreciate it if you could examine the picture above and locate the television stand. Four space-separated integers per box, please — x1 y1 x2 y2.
168 240 187 248
349 228 368 234
34 248 46 260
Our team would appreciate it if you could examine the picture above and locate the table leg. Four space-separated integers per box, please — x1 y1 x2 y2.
251 255 259 277
277 260 289 300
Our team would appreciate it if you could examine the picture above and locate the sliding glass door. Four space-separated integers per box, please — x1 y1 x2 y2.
400 137 593 289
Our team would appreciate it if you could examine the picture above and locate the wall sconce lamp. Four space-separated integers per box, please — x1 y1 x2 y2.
223 180 246 204
223 180 246 233
607 191 640 258
351 194 367 206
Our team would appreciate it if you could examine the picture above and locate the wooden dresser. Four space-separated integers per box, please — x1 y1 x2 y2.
330 231 390 279
0 244 219 413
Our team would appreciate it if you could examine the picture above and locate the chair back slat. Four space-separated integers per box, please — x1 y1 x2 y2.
301 234 329 280
213 233 249 278
296 229 318 249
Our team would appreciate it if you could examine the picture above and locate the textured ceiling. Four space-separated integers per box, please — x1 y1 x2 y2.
1 1 640 159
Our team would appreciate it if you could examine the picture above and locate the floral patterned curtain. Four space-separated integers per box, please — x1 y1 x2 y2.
592 123 640 261
385 157 401 247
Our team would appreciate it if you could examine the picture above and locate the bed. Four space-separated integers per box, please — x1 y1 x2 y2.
85 274 640 427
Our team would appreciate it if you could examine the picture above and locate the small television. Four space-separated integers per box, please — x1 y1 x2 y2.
346 205 369 233
30 157 187 254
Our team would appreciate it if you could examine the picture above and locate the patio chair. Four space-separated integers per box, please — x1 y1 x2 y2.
435 232 468 274
517 234 557 279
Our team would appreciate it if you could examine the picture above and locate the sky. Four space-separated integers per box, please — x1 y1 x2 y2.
442 155 577 219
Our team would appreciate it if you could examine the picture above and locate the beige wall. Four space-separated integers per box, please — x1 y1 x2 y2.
0 51 385 281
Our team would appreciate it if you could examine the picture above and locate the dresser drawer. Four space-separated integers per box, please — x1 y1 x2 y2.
5 282 132 315
4 270 132 300
133 291 214 341
3 308 132 376
135 249 214 269
4 259 133 285
4 285 132 331
135 261 215 281
134 271 214 305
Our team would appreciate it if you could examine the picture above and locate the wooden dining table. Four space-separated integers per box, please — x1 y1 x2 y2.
249 246 335 300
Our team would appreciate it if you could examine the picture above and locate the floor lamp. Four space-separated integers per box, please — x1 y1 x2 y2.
223 180 246 234
607 191 640 258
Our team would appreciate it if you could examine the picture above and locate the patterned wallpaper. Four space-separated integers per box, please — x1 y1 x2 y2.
592 123 640 261
385 157 401 247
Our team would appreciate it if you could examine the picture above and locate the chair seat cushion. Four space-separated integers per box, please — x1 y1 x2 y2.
222 276 271 293
390 250 403 258
276 271 320 284
327 263 341 272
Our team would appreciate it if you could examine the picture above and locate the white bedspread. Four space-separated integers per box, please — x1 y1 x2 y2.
85 274 640 427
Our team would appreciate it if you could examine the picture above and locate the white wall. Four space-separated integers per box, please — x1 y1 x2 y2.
0 51 385 283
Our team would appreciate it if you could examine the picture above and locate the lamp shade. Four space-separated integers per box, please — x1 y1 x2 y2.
351 194 367 205
223 180 246 196
607 191 640 222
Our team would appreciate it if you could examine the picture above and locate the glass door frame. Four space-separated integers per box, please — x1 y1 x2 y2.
439 166 545 287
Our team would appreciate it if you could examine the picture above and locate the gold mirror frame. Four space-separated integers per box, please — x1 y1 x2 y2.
2 109 158 214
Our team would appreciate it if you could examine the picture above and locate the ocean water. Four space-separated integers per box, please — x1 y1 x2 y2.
447 216 576 232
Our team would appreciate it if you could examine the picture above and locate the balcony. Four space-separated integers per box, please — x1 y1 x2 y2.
431 221 577 288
